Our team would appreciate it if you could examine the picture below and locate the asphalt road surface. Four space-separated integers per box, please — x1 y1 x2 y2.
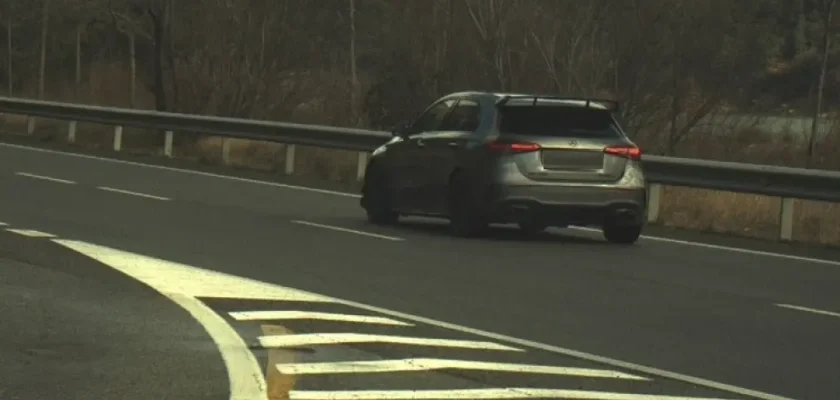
0 228 228 400
1 140 839 400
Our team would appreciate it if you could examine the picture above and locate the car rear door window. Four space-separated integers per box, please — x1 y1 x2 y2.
499 105 623 138
410 100 457 134
439 99 480 132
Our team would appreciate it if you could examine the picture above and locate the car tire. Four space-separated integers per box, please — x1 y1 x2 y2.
362 166 399 225
518 221 547 235
602 222 642 244
448 173 487 237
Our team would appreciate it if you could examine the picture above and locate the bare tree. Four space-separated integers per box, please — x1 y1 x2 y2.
349 0 359 123
528 1 612 95
37 0 48 100
808 0 836 166
462 0 517 90
3 7 13 95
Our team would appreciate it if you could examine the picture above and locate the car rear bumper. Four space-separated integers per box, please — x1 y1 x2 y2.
486 184 647 226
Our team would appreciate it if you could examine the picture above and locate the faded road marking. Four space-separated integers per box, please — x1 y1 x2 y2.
262 324 297 400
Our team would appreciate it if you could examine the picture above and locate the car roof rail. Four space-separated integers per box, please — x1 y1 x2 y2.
495 95 620 113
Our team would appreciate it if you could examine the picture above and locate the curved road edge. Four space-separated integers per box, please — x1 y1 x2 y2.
0 228 229 400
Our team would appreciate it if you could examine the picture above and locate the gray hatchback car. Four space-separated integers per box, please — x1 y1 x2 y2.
360 92 647 244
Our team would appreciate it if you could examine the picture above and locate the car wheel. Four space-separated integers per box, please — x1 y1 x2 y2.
362 166 399 225
518 221 547 235
448 173 487 237
602 222 642 244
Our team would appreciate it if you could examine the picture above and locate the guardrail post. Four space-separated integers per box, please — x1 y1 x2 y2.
67 121 77 143
164 130 173 157
221 138 231 164
26 117 35 134
646 183 662 223
779 198 795 241
356 151 369 181
113 126 123 151
284 144 295 175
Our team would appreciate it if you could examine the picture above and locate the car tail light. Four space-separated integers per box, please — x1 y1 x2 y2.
604 145 641 161
487 140 540 153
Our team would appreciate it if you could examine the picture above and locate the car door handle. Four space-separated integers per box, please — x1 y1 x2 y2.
416 139 425 147
447 142 459 147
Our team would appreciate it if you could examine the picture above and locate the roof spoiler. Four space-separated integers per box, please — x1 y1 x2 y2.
495 95 620 113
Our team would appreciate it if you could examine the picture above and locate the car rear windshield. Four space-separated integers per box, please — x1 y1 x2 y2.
498 106 623 138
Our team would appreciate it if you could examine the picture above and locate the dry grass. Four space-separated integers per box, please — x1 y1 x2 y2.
192 138 359 184
659 186 840 244
3 62 840 246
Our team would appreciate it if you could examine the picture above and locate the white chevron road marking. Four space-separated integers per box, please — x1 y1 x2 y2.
275 358 647 380
50 237 788 400
5 228 56 238
259 333 521 352
229 310 412 326
53 239 331 302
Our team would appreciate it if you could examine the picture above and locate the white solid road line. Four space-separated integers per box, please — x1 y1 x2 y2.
289 389 733 400
166 292 268 400
276 358 648 380
776 303 840 319
329 293 793 400
15 171 76 184
229 310 412 326
259 333 522 351
291 220 404 241
51 238 792 400
571 226 840 268
5 228 56 238
97 186 171 200
2 143 837 270
52 239 332 302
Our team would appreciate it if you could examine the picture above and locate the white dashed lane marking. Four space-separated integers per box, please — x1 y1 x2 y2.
96 186 171 201
776 303 840 319
15 171 76 184
291 220 404 241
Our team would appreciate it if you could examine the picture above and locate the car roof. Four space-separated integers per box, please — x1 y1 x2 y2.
439 91 611 110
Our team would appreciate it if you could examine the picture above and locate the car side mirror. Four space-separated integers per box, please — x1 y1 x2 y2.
391 121 411 137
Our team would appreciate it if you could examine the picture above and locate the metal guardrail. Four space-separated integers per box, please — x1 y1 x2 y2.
1 96 839 242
